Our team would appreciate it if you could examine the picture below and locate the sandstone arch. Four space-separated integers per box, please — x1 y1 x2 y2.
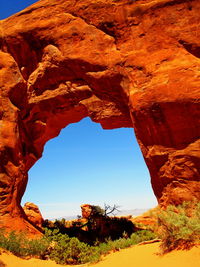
0 0 200 233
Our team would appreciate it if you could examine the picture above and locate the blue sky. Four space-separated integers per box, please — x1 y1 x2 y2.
1 1 157 218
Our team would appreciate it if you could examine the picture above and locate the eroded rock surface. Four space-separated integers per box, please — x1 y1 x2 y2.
23 202 44 230
81 204 93 219
0 0 200 233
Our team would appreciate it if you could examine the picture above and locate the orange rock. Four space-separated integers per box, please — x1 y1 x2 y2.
81 204 93 219
0 0 200 234
23 202 44 230
132 216 157 228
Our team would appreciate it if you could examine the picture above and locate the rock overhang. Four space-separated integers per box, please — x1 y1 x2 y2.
0 0 200 233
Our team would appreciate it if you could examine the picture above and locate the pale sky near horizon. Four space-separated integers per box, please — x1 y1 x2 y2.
1 0 157 219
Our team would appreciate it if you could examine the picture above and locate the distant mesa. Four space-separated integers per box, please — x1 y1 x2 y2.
0 0 200 234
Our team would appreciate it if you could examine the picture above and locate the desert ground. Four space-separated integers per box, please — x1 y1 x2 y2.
0 242 199 267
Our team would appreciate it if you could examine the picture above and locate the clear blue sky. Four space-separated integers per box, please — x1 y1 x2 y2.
1 1 157 219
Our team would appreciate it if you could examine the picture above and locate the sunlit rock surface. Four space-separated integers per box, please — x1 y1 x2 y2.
23 202 44 230
0 0 200 233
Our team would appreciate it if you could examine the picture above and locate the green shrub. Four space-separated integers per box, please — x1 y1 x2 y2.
130 229 156 244
0 229 49 257
45 228 100 264
44 228 156 265
97 241 112 255
107 237 133 250
156 202 200 253
96 229 156 255
0 226 156 265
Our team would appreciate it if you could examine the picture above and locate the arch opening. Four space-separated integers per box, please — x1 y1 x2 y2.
22 117 157 220
1 0 200 235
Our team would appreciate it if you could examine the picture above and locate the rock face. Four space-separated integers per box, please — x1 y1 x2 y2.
0 0 200 233
80 204 135 242
23 202 44 230
81 204 93 219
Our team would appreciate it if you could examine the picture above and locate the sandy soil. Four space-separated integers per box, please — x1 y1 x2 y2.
0 242 200 267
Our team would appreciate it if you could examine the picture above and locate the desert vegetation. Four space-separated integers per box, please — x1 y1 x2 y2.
155 201 200 253
0 201 199 265
0 227 156 265
43 204 137 244
44 227 156 264
0 204 155 265
0 229 48 257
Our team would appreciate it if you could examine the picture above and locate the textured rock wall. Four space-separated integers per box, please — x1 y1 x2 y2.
0 0 200 233
23 202 44 230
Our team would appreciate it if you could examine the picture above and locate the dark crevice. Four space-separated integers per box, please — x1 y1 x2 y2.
179 40 200 59
98 21 117 39
139 33 145 38
70 11 120 41
0 36 3 51
30 58 107 97
3 31 56 81
151 0 195 10
8 82 27 110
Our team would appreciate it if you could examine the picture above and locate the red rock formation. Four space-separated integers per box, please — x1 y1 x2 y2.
0 0 200 233
23 202 44 230
80 204 135 241
81 204 93 219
